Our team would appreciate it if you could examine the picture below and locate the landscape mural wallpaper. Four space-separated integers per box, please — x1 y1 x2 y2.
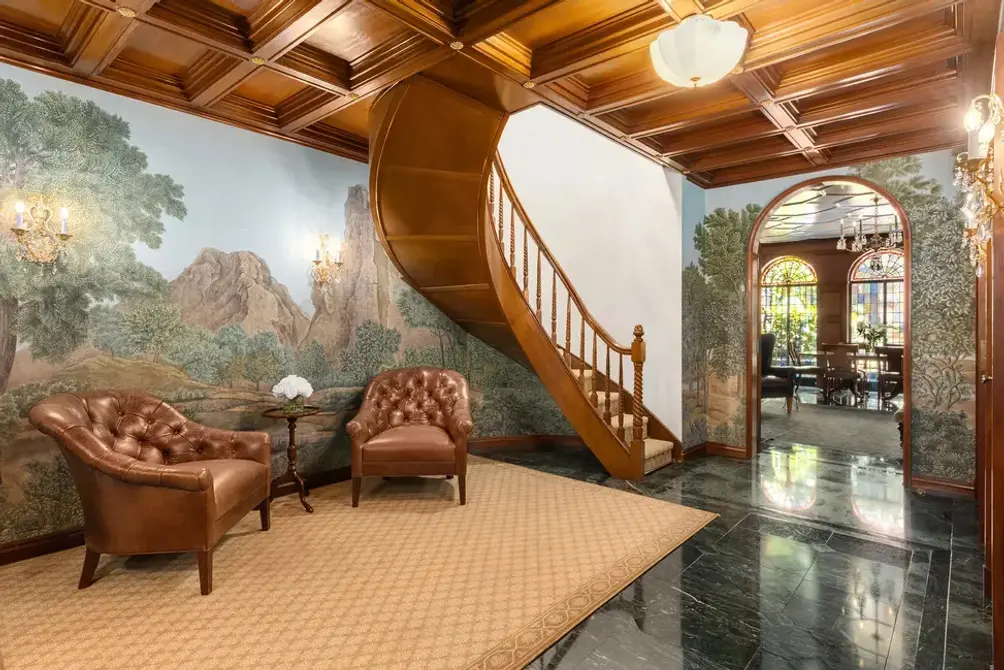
0 65 570 546
681 152 977 484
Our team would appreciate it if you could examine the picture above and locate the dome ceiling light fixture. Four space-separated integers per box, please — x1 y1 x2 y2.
649 14 750 88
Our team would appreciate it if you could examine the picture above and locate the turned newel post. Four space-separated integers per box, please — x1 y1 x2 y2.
630 325 646 447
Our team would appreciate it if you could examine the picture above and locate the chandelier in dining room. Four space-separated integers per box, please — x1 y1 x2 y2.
835 195 903 271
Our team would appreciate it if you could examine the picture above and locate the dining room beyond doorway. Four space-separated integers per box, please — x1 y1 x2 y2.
750 178 909 467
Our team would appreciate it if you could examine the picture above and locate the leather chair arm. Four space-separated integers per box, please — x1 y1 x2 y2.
347 403 378 446
447 400 474 448
60 426 213 492
215 428 271 468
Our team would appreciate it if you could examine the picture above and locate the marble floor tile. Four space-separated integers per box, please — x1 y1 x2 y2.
478 444 991 670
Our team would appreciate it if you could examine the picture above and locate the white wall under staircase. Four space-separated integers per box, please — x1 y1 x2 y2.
499 105 684 435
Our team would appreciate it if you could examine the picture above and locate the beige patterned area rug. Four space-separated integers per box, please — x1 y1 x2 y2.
0 457 715 670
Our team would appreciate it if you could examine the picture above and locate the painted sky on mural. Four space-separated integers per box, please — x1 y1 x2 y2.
681 150 959 267
0 63 368 310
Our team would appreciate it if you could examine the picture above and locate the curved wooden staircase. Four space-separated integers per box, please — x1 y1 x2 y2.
369 71 679 480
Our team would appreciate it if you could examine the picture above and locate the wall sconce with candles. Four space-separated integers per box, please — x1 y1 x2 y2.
954 93 1003 277
310 233 344 285
8 196 72 264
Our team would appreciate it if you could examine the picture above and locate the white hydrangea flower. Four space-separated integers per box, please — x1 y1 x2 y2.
271 375 314 401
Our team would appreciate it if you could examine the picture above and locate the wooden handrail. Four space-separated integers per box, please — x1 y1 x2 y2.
489 155 646 449
492 156 634 356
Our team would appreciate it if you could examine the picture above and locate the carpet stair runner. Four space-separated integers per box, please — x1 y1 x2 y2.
570 368 675 474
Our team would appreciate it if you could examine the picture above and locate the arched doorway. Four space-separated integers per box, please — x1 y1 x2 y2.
745 176 912 485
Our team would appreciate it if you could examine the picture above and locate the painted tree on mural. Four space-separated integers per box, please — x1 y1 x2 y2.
0 79 185 392
852 156 976 481
851 156 942 210
694 205 759 393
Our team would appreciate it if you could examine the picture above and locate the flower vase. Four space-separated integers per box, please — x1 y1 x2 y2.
282 396 306 413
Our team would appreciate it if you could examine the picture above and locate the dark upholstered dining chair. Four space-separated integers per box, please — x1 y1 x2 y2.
28 391 271 595
760 333 795 413
347 368 473 507
876 345 904 405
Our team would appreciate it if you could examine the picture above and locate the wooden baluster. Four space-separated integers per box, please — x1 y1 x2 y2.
618 353 624 407
522 225 529 296
497 177 504 245
509 206 516 271
631 325 646 461
590 331 598 406
536 248 543 320
551 269 557 343
579 311 586 393
488 172 495 234
604 344 612 424
565 292 571 353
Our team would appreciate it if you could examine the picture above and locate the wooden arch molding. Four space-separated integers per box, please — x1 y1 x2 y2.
743 175 913 486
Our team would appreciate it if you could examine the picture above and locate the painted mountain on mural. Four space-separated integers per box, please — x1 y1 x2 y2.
0 76 570 546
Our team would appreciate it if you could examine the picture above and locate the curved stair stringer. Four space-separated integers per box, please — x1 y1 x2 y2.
369 74 678 480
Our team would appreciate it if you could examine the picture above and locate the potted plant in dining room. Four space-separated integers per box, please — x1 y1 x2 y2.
856 321 888 352
272 375 316 412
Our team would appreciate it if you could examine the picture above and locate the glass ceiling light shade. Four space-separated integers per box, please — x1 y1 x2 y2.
649 15 749 88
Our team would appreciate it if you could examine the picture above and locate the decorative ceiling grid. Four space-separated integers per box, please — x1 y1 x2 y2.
0 0 996 186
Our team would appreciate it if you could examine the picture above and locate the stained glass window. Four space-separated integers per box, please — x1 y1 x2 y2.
849 250 905 346
760 256 818 366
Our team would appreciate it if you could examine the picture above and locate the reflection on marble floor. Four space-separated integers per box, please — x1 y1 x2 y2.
473 443 991 670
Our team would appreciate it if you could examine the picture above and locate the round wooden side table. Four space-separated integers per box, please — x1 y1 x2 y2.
262 406 320 513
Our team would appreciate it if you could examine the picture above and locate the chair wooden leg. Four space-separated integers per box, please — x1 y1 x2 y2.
352 477 361 507
197 549 213 596
785 397 793 414
258 498 271 531
79 548 100 590
458 474 466 506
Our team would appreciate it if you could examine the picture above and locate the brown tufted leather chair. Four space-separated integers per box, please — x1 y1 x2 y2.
347 368 473 507
28 391 272 595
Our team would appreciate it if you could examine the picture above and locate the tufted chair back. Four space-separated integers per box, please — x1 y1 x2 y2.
360 367 469 438
29 390 273 595
33 390 247 466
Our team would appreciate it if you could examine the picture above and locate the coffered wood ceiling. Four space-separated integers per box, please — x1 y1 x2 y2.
0 0 998 186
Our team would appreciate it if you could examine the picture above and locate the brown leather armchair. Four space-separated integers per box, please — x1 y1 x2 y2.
28 391 271 595
347 368 473 507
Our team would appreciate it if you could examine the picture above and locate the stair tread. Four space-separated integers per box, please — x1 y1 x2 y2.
643 438 674 458
612 413 648 426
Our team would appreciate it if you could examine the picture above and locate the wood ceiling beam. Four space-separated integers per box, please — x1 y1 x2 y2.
708 128 964 187
281 37 449 131
60 1 158 76
796 66 961 127
742 0 962 72
455 1 563 44
731 69 825 165
657 115 781 157
624 93 755 138
774 23 968 101
362 0 454 44
529 0 761 85
687 135 804 172
188 0 354 106
555 1 966 117
293 122 368 161
0 20 66 68
812 105 959 149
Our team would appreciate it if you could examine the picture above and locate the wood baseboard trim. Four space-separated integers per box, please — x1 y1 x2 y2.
911 474 975 498
0 528 84 567
705 442 746 459
469 435 586 450
680 443 708 460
